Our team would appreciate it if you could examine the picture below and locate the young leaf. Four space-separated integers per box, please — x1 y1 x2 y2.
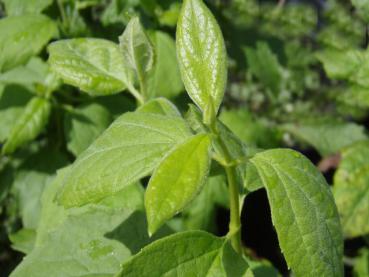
48 39 133 96
58 105 192 207
146 31 183 99
119 17 154 97
250 149 343 277
2 97 51 154
176 0 227 124
145 134 211 235
117 231 249 277
0 15 58 72
64 103 112 157
333 141 369 238
136 97 181 117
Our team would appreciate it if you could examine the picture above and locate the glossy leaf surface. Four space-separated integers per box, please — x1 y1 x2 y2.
48 38 132 95
176 0 227 123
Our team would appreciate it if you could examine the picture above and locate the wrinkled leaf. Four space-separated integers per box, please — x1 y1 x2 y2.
333 141 369 238
250 149 343 276
58 103 192 207
145 134 211 235
3 97 51 154
176 0 227 123
48 38 132 95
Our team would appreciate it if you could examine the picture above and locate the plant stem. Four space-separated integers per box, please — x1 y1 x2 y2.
209 122 242 254
225 164 242 254
127 85 145 106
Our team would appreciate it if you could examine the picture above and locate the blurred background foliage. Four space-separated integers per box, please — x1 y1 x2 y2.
0 0 368 276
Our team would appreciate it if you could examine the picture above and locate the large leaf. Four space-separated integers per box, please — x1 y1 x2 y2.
48 38 132 96
333 141 369 238
58 102 192 207
282 118 367 156
0 15 58 72
250 149 343 276
145 134 211 235
3 0 53 16
10 168 144 277
64 103 112 157
119 16 154 90
0 85 33 141
2 97 51 154
117 231 249 277
146 31 183 99
176 0 227 123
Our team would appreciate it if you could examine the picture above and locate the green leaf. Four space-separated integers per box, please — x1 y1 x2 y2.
119 16 154 97
354 248 369 277
0 15 58 72
2 97 51 154
333 141 369 238
250 149 343 277
64 103 112 157
3 0 53 15
117 231 249 277
282 118 367 156
146 31 183 99
48 38 132 96
136 97 182 117
352 0 369 22
244 42 283 95
145 134 211 235
11 167 145 277
0 85 33 141
176 0 227 124
58 106 192 207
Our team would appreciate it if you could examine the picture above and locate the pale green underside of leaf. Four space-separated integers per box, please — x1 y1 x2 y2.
3 0 53 16
282 118 367 156
64 103 112 157
118 230 249 277
333 141 369 238
250 149 343 277
0 14 58 72
176 0 227 122
48 38 132 96
146 31 183 99
11 167 144 277
3 97 51 154
119 17 154 78
145 134 211 235
58 103 192 207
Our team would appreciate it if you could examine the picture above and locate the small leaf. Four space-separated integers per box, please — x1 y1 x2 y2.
353 248 369 277
48 38 132 96
0 15 58 72
2 97 51 154
333 141 369 238
118 231 249 277
119 16 154 96
250 149 343 276
176 0 227 124
9 229 36 255
58 105 192 207
146 31 183 99
136 97 181 117
145 134 211 235
64 103 112 157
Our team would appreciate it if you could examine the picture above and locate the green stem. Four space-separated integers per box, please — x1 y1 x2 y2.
209 123 242 254
127 85 145 106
